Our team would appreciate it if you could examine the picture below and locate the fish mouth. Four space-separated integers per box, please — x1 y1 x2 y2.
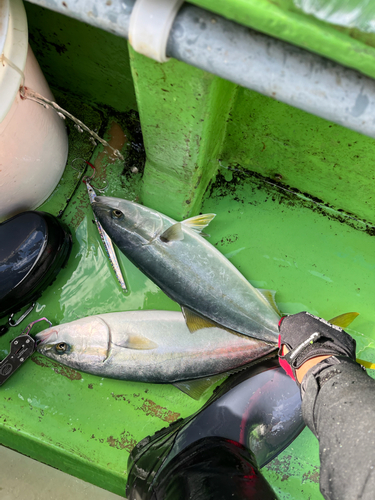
35 329 57 345
92 196 121 209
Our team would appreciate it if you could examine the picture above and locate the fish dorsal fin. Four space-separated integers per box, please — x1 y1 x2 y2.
329 312 359 328
160 223 184 243
181 306 222 333
257 288 281 317
173 373 226 400
181 214 216 234
114 334 158 350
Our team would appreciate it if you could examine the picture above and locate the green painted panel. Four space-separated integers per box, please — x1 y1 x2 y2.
221 86 375 226
3 5 375 497
1 144 375 497
0 153 205 496
202 165 375 499
264 429 322 500
190 0 375 80
37 91 102 218
25 2 137 112
204 166 375 331
129 47 236 219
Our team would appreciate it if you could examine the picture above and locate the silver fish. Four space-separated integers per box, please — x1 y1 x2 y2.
35 311 276 392
86 182 127 292
92 196 280 343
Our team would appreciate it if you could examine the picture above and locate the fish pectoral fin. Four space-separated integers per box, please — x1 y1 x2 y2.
256 288 281 317
181 306 221 333
329 312 359 328
173 373 226 400
114 335 158 350
181 213 216 233
160 223 184 243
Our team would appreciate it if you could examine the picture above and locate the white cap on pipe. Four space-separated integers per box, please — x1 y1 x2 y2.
129 0 184 63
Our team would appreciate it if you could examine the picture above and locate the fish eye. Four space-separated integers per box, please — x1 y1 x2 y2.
54 342 69 355
112 209 123 219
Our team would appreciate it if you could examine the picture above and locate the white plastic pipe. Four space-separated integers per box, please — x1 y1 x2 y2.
24 0 375 140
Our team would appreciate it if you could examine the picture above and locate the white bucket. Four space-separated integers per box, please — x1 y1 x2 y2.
0 0 68 222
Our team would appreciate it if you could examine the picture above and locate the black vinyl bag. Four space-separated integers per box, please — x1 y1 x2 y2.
0 211 72 319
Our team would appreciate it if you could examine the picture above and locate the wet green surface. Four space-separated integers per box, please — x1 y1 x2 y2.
3 3 375 497
2 148 375 498
204 167 375 498
37 91 102 218
0 146 204 496
221 87 375 226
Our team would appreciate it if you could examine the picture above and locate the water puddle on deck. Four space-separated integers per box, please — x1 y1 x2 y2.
93 121 129 185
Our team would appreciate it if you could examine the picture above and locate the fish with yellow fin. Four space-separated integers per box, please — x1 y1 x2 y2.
36 310 277 399
92 197 280 343
325 312 373 368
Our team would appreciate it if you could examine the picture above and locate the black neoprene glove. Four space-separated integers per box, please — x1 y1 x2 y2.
278 311 356 385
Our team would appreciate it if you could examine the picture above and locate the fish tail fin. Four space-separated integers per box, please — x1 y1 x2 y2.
329 312 359 328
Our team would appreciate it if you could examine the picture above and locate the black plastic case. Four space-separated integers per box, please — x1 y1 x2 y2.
0 211 72 319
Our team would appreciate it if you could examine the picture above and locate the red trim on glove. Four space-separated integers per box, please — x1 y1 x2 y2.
278 334 296 382
278 316 286 328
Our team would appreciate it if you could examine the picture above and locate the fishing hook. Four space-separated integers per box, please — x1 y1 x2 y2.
82 161 108 193
71 157 91 175
71 158 107 192
22 317 53 339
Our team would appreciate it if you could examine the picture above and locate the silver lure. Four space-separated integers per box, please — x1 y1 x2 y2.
35 311 276 384
92 196 280 343
86 182 127 291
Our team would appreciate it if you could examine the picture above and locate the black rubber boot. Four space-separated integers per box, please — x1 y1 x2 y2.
0 211 72 319
131 436 278 500
126 359 303 500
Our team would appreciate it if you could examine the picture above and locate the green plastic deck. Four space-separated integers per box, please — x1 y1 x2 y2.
25 3 375 226
1 2 375 498
1 146 375 498
129 47 236 220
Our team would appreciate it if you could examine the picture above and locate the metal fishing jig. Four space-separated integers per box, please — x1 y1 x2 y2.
72 157 126 290
83 171 127 292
